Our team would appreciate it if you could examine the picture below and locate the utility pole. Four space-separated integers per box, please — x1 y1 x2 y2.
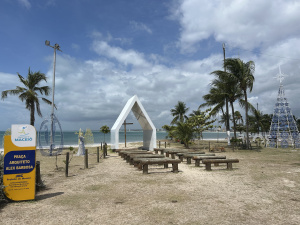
45 40 62 155
223 43 231 145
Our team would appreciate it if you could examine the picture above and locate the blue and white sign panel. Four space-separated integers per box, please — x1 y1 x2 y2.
11 124 36 147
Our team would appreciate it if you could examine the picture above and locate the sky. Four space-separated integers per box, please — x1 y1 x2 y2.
1 0 300 131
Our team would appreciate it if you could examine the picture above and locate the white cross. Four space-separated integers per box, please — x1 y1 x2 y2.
274 65 287 84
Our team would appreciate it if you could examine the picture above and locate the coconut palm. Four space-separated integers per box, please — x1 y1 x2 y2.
212 58 255 149
202 87 226 120
100 125 110 142
170 101 189 124
173 121 194 148
209 75 243 139
1 68 52 126
202 77 232 144
224 58 255 149
234 111 243 125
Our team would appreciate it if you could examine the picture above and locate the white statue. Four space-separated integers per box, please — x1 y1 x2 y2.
77 136 85 156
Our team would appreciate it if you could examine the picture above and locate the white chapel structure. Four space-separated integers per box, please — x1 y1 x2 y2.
111 95 156 150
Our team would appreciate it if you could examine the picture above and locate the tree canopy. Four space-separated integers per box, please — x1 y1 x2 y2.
1 68 52 126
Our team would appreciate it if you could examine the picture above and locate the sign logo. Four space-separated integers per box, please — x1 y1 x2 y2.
15 126 32 142
11 124 36 147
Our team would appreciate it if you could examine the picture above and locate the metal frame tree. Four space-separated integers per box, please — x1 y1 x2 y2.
268 68 300 148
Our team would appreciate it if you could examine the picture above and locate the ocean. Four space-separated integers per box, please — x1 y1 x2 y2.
0 130 233 149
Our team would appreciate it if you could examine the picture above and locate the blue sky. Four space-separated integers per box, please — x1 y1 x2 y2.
1 0 300 131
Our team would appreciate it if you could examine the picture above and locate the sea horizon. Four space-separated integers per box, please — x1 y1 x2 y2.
0 130 233 152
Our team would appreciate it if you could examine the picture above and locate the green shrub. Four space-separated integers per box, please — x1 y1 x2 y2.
0 153 6 202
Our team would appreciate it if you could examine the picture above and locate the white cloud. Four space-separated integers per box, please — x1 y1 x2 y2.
18 0 31 9
2 1 300 132
130 21 152 34
173 0 300 53
92 40 151 68
29 37 225 130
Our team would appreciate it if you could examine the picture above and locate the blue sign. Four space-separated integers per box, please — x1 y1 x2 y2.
4 150 35 175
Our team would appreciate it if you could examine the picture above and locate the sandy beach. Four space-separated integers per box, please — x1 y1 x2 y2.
1 141 300 225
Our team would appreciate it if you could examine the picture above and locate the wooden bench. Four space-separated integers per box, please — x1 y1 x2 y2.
181 153 215 164
202 159 239 171
193 156 226 167
119 150 150 159
115 148 139 153
127 154 165 165
125 153 154 163
132 158 181 174
164 149 200 158
154 148 167 155
176 152 206 161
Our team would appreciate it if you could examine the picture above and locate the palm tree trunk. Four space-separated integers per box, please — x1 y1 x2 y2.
230 102 237 139
30 103 35 126
244 90 250 149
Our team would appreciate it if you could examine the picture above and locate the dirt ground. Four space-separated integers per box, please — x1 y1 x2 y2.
1 141 300 225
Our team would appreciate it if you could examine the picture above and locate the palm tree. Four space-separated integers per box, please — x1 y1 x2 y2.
173 121 194 148
162 124 176 140
203 74 234 145
1 68 52 126
100 125 110 142
224 58 255 149
234 111 243 125
170 101 189 124
209 75 243 139
249 110 271 135
202 87 226 120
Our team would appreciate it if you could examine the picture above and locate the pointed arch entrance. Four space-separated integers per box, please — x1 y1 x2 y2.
111 95 156 150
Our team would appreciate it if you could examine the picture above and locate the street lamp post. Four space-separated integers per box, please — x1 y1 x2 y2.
45 40 62 155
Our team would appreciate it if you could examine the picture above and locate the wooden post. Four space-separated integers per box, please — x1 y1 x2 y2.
35 161 42 191
143 164 148 174
205 163 212 171
172 163 179 173
195 159 200 167
165 142 167 148
84 149 88 169
104 143 107 158
209 142 210 151
101 142 102 150
159 141 161 148
187 157 192 164
65 152 69 177
97 147 100 163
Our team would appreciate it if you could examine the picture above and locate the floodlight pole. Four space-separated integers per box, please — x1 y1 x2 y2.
45 40 62 155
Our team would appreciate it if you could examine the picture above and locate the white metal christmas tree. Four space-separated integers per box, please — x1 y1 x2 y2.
268 67 300 148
